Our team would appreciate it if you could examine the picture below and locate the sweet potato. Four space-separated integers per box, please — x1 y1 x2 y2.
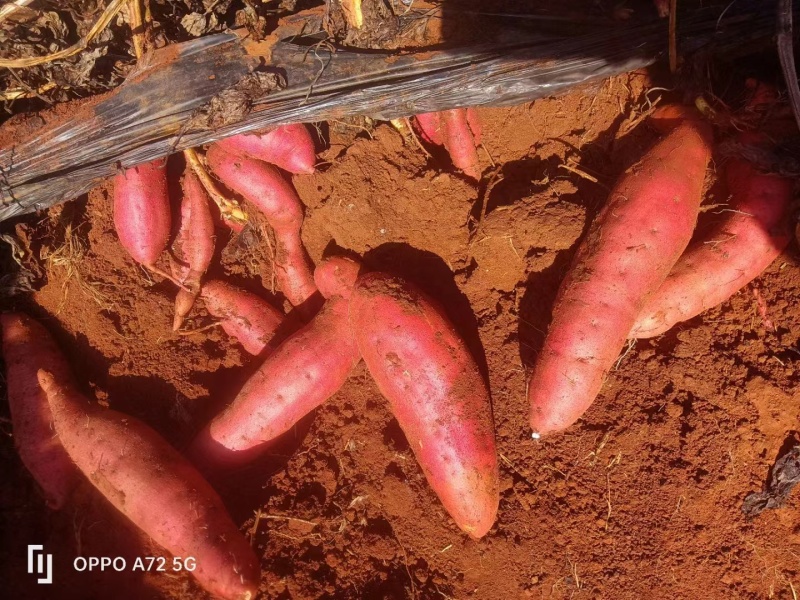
201 280 284 356
1 313 78 509
113 160 171 270
414 108 482 180
313 256 362 299
528 114 713 436
172 171 216 330
632 142 793 338
414 112 444 145
206 145 318 308
349 272 499 538
441 109 481 180
215 124 316 175
39 370 260 600
190 292 360 468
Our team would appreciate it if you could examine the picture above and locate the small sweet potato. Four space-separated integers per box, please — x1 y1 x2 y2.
528 113 713 436
39 370 260 600
349 272 499 538
215 124 316 175
113 160 171 269
190 293 359 468
441 109 481 180
1 313 78 509
172 171 216 330
414 108 482 179
206 146 317 308
201 280 284 356
414 112 444 145
313 256 362 299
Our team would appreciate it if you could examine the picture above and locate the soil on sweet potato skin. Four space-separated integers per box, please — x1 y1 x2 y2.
2 66 800 600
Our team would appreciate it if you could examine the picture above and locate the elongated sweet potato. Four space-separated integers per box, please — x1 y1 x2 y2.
190 293 359 468
441 109 481 180
172 171 216 330
632 142 793 338
39 370 260 600
201 280 284 356
206 146 317 308
113 160 171 270
349 272 499 538
1 313 78 509
215 124 316 175
528 114 713 436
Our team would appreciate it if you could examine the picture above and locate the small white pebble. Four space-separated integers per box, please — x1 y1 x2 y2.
379 228 386 235
531 432 541 440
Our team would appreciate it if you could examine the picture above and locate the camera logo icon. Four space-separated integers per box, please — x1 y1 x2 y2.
27 545 53 584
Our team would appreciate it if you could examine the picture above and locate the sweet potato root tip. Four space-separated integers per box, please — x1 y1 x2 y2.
273 234 319 309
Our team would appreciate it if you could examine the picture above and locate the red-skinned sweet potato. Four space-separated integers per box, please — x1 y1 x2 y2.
441 109 481 180
632 135 793 338
528 112 713 436
113 160 171 270
349 272 499 538
215 124 316 175
1 313 78 509
190 287 360 469
172 171 216 330
313 256 362 299
201 280 284 356
414 108 482 180
414 112 444 146
38 370 260 600
206 146 318 308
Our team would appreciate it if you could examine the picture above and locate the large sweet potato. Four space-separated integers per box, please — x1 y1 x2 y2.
1 313 78 509
528 113 713 435
349 272 499 538
39 370 260 600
